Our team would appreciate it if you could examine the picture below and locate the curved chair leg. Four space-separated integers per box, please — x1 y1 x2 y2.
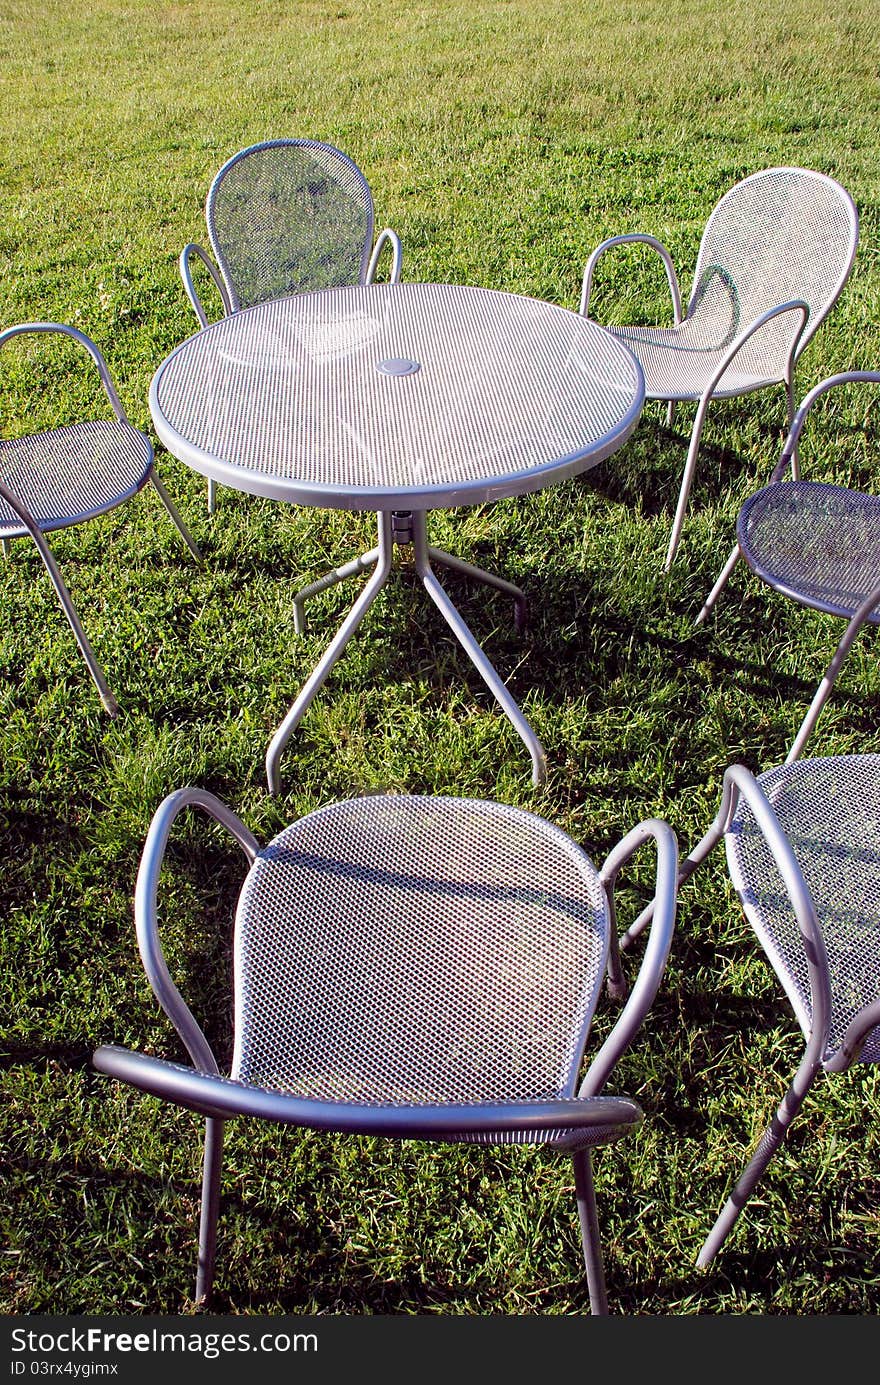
698 1053 819 1268
149 472 203 563
195 1116 225 1306
573 1149 608 1315
207 478 217 515
695 540 741 626
784 605 873 764
664 394 713 571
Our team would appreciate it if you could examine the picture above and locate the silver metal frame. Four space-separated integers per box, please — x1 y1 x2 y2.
0 322 201 713
178 138 403 515
580 167 859 570
696 370 880 761
92 786 678 1313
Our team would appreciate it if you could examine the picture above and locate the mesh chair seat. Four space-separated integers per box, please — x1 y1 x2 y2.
232 795 609 1112
611 319 788 401
726 754 880 1065
737 480 880 622
0 419 153 539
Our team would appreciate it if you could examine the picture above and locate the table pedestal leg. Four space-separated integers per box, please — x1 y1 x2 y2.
266 509 546 794
412 514 547 788
265 512 394 794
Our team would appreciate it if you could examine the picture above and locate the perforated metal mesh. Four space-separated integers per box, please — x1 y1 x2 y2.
737 481 880 622
609 169 856 400
0 420 153 538
207 140 375 312
230 795 609 1116
726 755 880 1064
153 282 643 507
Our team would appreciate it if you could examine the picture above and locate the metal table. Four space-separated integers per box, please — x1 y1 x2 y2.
150 281 644 792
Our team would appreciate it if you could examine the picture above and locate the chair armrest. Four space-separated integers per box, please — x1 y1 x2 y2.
697 299 809 408
179 242 233 326
580 233 683 323
134 787 261 1075
768 369 880 484
826 997 880 1072
91 1044 644 1144
578 819 678 1096
0 322 129 422
365 228 403 284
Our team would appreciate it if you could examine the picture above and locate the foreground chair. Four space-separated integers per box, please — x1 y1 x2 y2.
697 370 880 762
580 167 858 569
668 756 880 1268
0 322 201 715
93 788 678 1312
179 137 403 512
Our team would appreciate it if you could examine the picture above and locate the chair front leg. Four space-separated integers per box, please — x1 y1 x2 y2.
784 584 880 763
698 1050 820 1268
195 1116 225 1306
573 1148 609 1315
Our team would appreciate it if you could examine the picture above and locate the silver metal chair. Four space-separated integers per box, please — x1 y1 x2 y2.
92 788 678 1313
670 756 880 1269
179 138 403 512
580 168 858 570
697 370 880 763
0 322 201 715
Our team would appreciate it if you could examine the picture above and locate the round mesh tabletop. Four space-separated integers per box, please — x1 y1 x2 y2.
0 420 153 538
230 794 609 1106
737 480 880 622
150 281 644 511
726 754 880 1064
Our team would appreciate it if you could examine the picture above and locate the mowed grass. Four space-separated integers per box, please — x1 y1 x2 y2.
1 0 880 1315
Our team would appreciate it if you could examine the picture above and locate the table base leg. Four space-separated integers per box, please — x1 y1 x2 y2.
426 546 527 634
265 514 394 794
413 518 547 788
266 509 546 794
292 545 382 635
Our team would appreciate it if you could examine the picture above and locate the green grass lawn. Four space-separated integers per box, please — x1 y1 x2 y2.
1 0 880 1315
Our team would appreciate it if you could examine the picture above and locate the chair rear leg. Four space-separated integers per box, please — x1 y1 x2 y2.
697 1054 819 1268
573 1149 609 1315
207 478 217 515
195 1117 225 1306
149 472 203 563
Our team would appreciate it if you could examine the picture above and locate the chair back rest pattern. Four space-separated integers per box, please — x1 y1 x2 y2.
725 755 880 1064
206 139 376 313
229 795 610 1104
689 167 858 361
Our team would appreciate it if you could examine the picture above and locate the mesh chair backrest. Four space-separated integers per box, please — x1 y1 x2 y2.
231 795 610 1105
726 755 880 1064
690 168 858 356
206 139 376 313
